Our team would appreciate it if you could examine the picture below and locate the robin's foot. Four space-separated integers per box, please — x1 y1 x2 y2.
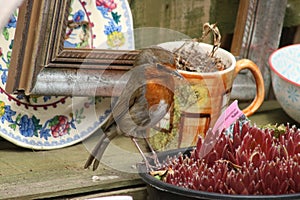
144 137 162 168
132 137 162 172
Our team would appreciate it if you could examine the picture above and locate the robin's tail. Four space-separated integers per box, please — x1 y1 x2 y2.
84 125 118 170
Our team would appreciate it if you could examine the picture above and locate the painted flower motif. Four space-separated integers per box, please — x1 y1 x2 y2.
65 2 91 49
5 15 17 28
49 115 74 138
107 31 125 48
73 10 85 22
0 103 16 124
0 65 8 84
39 128 51 140
96 0 117 12
19 115 37 137
95 0 126 49
0 101 5 116
0 44 11 84
96 5 109 16
104 20 121 35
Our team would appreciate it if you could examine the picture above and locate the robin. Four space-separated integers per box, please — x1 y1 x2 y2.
84 47 183 171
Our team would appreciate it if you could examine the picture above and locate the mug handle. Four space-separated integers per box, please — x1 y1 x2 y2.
234 59 265 117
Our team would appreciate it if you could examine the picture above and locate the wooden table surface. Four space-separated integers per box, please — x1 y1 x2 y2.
0 100 298 200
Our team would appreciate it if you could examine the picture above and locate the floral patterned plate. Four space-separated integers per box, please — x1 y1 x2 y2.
0 0 134 150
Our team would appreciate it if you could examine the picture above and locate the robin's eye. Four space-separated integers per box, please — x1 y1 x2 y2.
156 63 164 70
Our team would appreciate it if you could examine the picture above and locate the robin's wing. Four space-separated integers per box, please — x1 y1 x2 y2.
106 64 154 134
101 66 144 130
127 85 152 127
112 84 151 127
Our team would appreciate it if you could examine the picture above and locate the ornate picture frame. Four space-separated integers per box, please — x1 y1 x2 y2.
6 0 286 98
6 0 139 96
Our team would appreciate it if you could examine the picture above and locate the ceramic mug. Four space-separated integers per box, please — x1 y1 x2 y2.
151 41 265 148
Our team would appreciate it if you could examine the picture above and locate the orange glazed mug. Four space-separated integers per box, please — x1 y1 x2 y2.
154 41 265 148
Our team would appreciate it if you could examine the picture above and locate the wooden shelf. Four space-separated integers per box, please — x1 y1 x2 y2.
0 100 297 199
0 138 146 199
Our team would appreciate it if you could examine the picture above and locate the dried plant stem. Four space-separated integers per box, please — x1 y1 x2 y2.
200 23 221 57
171 22 225 72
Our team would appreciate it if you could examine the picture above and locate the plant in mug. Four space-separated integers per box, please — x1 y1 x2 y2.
148 23 228 150
173 23 227 73
148 23 264 151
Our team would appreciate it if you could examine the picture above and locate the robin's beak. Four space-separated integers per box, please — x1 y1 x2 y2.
171 70 184 80
156 63 184 80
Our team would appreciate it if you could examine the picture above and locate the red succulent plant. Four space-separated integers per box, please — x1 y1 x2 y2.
157 121 300 195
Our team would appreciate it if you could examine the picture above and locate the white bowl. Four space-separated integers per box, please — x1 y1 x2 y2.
269 44 300 123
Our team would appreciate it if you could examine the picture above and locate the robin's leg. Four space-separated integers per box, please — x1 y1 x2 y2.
136 130 161 167
144 137 161 167
131 137 154 172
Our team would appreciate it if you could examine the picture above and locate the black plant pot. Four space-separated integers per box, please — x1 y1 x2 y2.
138 147 300 200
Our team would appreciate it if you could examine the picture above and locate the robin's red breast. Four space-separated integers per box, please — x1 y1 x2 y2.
84 47 183 171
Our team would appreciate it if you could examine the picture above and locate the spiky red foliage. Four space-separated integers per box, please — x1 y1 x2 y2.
160 122 300 195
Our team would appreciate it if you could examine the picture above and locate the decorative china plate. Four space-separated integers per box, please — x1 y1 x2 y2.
0 0 134 149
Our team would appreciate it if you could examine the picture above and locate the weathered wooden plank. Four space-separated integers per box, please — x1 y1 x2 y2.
0 141 145 199
129 0 211 37
129 0 212 49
